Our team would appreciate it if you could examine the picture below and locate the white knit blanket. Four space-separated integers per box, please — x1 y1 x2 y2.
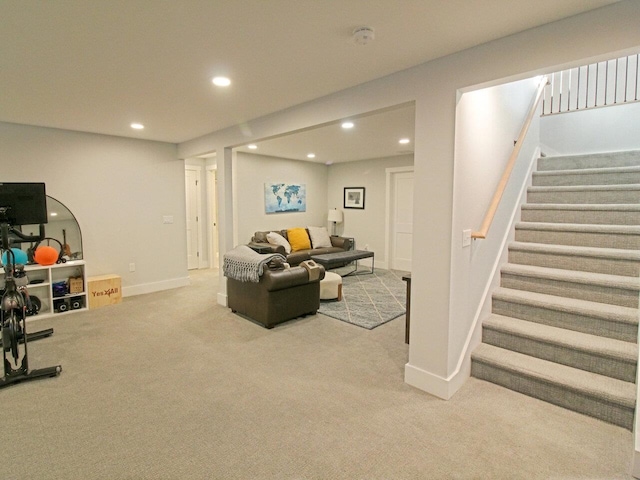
223 245 286 283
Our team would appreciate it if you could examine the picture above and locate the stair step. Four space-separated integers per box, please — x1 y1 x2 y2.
527 184 640 204
491 287 638 342
500 263 640 308
515 222 640 250
482 314 637 382
508 242 640 277
485 149 640 430
532 165 640 186
538 151 640 171
471 343 636 429
520 203 640 225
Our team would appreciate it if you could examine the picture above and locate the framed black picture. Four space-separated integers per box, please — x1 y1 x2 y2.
344 187 365 209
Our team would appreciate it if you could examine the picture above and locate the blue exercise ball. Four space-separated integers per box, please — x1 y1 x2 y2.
1 248 28 266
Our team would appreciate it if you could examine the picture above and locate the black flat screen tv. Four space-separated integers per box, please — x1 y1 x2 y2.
0 183 48 226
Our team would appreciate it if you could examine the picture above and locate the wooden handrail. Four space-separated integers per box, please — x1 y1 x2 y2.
472 76 549 240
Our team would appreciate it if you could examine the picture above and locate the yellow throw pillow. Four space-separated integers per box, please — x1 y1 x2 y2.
287 228 311 252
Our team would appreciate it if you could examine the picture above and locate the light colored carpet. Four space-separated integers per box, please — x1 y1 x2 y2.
318 269 407 329
5 268 633 480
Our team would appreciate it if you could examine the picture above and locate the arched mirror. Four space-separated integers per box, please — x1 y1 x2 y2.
20 196 83 261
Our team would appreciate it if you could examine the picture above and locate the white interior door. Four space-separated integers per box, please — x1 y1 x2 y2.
390 170 413 271
185 167 202 270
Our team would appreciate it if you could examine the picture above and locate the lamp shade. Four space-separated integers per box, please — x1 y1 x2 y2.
327 209 343 223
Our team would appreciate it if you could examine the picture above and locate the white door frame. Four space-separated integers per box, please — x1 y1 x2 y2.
206 164 219 269
384 166 414 271
185 165 204 269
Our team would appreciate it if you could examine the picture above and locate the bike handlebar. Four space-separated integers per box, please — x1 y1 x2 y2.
10 224 45 243
1 224 45 247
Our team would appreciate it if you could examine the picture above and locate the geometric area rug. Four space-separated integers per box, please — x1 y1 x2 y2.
318 269 407 330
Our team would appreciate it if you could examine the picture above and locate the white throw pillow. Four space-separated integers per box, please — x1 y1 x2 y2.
307 226 332 249
266 231 291 254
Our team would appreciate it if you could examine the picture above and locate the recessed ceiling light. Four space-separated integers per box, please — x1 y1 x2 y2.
399 138 411 144
247 144 257 149
341 121 354 129
212 76 231 87
50 212 58 217
307 153 316 159
131 123 144 130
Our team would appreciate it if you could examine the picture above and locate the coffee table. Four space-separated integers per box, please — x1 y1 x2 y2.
310 249 374 276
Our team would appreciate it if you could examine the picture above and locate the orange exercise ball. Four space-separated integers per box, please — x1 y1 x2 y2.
34 246 59 266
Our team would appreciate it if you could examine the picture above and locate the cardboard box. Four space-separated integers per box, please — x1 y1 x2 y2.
88 274 122 309
68 276 84 294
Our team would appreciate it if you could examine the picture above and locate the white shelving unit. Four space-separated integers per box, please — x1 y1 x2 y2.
3 260 88 320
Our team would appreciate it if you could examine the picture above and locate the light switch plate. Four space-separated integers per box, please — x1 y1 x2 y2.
462 229 472 247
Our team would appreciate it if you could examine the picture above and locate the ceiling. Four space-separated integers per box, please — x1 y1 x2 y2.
234 103 416 163
0 1 620 149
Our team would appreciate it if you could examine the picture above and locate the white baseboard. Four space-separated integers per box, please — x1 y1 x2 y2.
217 292 228 307
122 276 190 297
631 450 640 478
405 358 471 400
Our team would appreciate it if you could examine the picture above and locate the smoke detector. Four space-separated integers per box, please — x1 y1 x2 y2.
353 26 375 45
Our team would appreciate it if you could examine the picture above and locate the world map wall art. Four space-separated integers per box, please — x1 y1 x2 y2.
264 183 306 214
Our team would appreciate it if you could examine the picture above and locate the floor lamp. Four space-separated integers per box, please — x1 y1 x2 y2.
328 208 343 236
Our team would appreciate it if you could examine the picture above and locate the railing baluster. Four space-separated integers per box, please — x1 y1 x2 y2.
636 53 639 101
624 56 629 103
576 65 581 110
593 63 598 107
614 58 618 104
541 54 639 116
567 69 571 112
604 61 608 105
550 72 556 113
585 63 590 109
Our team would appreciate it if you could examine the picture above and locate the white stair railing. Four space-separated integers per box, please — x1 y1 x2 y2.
543 54 640 115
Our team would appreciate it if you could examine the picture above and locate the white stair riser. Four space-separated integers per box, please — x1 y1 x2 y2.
491 297 637 342
500 273 639 308
471 361 634 429
482 328 637 382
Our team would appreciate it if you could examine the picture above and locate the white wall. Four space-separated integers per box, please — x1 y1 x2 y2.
231 152 413 270
233 152 328 246
327 154 414 266
540 101 640 154
0 122 188 295
177 2 640 400
449 77 542 381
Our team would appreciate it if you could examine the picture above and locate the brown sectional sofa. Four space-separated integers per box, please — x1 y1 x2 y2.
249 229 352 266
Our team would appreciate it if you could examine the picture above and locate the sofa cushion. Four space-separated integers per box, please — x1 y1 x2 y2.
286 250 311 265
307 226 332 249
267 231 291 254
287 227 311 252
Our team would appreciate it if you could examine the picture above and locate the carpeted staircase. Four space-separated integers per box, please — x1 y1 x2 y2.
471 150 640 430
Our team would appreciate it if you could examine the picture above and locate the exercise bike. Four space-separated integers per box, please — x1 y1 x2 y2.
0 207 61 389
